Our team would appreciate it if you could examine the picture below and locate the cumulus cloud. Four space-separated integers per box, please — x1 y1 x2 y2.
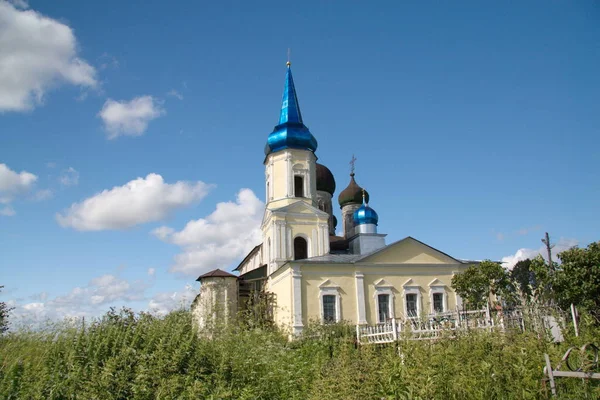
56 173 211 231
0 2 97 112
0 163 37 214
153 188 263 277
501 237 579 269
98 96 165 139
9 273 151 326
59 166 79 186
148 285 197 316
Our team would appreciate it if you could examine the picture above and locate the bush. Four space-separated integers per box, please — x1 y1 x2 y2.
1 308 598 399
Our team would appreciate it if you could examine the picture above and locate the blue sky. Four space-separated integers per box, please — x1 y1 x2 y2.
1 0 599 324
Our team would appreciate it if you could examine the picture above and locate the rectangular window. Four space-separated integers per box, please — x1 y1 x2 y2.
378 294 390 322
406 293 417 317
322 294 336 323
433 293 444 313
294 176 304 198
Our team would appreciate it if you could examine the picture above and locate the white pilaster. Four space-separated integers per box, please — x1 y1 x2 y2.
292 265 303 335
355 272 367 325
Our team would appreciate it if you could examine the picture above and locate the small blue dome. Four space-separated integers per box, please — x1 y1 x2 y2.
354 204 379 226
265 65 318 156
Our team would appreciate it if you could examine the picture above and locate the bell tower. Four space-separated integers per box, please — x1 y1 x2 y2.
261 63 330 274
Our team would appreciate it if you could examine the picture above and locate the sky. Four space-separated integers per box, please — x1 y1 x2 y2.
1 0 599 326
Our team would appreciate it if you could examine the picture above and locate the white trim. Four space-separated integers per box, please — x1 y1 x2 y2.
292 265 303 334
319 279 342 323
355 272 367 325
402 281 421 318
374 279 395 323
429 286 447 314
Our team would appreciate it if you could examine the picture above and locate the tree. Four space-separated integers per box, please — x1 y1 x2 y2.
553 241 600 322
0 286 14 334
510 259 534 298
451 260 512 309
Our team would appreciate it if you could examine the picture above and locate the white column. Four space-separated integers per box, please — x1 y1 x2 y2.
286 227 292 259
273 222 279 260
355 272 367 325
311 228 318 257
286 152 292 197
292 265 303 335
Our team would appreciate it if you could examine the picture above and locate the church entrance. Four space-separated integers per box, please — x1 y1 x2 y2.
294 237 308 260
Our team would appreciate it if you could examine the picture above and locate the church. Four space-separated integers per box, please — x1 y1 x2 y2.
193 62 480 335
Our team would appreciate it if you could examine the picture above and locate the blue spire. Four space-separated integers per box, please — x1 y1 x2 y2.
265 62 318 156
279 63 303 125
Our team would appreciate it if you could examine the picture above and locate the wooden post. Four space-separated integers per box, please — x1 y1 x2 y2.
356 324 361 344
570 304 579 337
392 318 398 341
544 353 557 397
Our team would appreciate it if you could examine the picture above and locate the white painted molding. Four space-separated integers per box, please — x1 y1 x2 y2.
291 265 303 330
354 272 367 325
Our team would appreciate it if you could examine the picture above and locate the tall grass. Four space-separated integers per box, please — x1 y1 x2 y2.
1 308 598 399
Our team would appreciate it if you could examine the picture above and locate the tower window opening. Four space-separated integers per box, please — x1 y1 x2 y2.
294 176 304 198
294 237 308 260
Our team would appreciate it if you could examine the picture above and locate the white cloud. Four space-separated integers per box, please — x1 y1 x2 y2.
0 205 15 216
98 96 165 139
0 163 37 214
10 273 151 326
0 163 37 199
147 268 156 277
7 0 28 9
167 89 183 100
148 284 197 316
153 188 263 277
59 166 79 186
0 2 97 112
32 189 53 201
501 237 579 269
56 173 211 231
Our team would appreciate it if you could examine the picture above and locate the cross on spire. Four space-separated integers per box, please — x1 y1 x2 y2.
349 154 357 175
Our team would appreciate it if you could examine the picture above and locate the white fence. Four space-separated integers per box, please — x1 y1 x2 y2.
356 306 498 345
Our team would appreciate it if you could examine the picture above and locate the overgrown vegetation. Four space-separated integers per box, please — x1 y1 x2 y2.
452 241 600 324
1 307 599 399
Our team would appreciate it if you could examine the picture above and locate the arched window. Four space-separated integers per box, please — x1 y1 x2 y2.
294 176 304 198
294 237 308 260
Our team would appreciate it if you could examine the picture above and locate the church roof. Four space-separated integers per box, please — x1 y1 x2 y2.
195 269 237 281
316 163 336 195
233 243 262 271
294 237 478 265
264 63 318 156
338 173 369 208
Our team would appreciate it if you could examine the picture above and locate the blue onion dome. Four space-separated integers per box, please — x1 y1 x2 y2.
265 63 318 156
316 163 336 195
354 196 379 226
338 173 369 208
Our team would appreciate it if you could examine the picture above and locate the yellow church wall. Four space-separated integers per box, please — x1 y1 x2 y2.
291 262 472 326
363 239 457 264
361 267 464 323
301 264 358 324
268 265 293 330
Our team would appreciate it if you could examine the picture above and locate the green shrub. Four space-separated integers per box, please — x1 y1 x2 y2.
1 308 598 399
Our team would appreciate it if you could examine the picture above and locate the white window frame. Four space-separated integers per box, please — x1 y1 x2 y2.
402 280 421 318
430 287 446 314
319 280 341 323
373 279 395 324
428 279 448 315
